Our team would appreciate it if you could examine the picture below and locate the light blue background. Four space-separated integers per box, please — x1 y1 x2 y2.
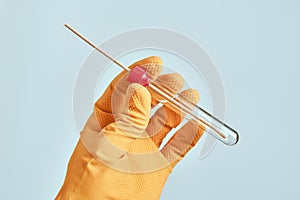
1 0 299 199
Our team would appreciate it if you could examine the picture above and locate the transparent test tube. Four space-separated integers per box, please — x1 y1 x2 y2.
65 24 239 146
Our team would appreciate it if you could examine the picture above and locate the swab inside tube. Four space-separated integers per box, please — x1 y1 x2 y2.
64 24 239 146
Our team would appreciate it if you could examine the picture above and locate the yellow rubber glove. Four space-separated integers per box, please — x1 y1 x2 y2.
56 56 205 200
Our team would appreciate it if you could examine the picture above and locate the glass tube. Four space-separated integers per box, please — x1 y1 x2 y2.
65 24 239 146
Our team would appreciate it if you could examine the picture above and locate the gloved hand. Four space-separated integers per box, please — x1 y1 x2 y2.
56 56 205 200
